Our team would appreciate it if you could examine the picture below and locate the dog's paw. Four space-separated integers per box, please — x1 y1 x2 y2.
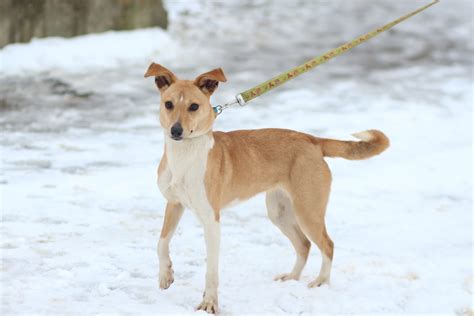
273 272 299 282
159 264 174 289
307 275 329 288
196 294 218 314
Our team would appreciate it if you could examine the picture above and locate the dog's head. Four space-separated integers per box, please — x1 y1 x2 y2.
144 63 226 141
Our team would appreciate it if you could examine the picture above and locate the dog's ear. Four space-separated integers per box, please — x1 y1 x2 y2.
194 68 227 96
144 63 177 92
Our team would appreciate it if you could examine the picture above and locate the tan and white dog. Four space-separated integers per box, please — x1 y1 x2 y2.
144 63 389 313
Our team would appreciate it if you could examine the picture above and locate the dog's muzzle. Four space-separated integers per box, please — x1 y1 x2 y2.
170 122 183 141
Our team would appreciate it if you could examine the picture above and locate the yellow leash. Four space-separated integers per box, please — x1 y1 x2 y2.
213 0 439 114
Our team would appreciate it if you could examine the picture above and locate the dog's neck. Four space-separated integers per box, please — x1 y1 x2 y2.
164 131 214 178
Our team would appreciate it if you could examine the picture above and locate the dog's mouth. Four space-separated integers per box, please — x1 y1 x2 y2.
171 135 183 141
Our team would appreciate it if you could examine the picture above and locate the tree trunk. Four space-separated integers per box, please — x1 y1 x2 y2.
0 0 168 48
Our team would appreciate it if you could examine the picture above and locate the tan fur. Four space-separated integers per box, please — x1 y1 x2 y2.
146 63 390 313
319 129 389 160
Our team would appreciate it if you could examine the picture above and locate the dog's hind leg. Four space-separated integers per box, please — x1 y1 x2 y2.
158 202 184 289
266 189 311 281
289 157 334 287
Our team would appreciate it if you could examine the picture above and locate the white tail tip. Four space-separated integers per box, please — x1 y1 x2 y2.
351 131 373 142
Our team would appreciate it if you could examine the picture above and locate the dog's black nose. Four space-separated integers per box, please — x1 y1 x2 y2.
170 122 183 139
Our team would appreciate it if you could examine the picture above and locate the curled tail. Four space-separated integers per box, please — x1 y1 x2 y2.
319 130 390 160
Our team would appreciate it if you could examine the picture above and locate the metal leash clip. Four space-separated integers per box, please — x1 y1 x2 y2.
213 94 247 115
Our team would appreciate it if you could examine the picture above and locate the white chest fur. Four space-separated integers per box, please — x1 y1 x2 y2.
158 134 214 213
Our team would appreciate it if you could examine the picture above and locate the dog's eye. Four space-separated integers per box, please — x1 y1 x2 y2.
164 101 173 110
188 103 199 111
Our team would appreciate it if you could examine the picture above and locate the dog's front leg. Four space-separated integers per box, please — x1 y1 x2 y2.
158 202 184 289
196 210 220 314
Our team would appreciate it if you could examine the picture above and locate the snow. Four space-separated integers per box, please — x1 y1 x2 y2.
0 28 183 75
1 0 472 315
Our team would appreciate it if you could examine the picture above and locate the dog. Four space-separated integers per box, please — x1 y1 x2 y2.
144 63 389 313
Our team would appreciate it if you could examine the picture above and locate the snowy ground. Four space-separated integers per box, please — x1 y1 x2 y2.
1 1 473 315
